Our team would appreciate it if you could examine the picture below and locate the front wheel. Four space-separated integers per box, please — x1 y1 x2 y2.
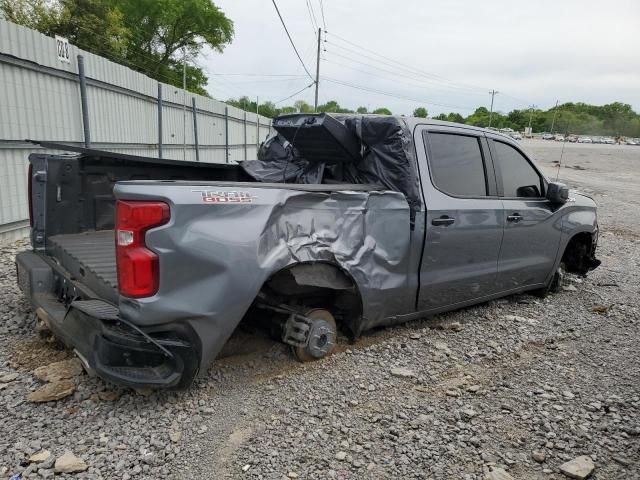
292 309 337 362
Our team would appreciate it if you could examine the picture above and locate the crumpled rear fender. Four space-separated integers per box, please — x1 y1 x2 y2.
114 183 413 369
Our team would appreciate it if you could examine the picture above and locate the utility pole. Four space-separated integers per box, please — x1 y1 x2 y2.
527 104 537 135
488 89 499 128
182 46 187 161
550 100 559 133
314 27 321 112
256 96 259 150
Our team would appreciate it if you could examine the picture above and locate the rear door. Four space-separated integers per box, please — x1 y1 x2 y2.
488 137 562 289
415 126 504 310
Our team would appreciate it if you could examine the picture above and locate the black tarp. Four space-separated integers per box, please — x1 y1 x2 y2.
241 132 323 184
240 114 421 220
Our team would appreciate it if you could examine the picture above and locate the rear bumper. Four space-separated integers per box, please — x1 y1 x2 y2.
15 250 201 389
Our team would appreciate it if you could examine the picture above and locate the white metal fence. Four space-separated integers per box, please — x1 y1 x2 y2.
0 20 272 241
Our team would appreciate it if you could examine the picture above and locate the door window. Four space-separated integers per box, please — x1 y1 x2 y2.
493 141 543 197
426 132 487 197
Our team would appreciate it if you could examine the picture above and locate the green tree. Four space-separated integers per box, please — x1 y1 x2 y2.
317 100 354 113
258 101 278 118
1 0 234 96
0 0 63 33
293 100 313 113
356 106 368 114
372 107 392 115
446 112 465 123
413 107 428 118
115 0 233 96
53 0 129 58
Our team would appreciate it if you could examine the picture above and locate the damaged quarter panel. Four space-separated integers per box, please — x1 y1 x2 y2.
549 191 598 278
114 182 412 368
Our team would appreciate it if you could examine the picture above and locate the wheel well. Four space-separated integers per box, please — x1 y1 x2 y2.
258 262 363 337
562 232 598 275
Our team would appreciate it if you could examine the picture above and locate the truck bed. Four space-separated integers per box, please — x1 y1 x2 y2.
48 230 118 302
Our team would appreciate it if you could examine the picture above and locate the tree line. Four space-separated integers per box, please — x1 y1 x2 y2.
227 97 640 137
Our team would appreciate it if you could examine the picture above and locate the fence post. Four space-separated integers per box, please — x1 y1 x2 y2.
224 106 229 164
157 83 163 159
77 55 91 148
192 97 199 162
243 111 248 160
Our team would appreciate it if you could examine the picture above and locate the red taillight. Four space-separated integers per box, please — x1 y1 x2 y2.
115 200 170 298
28 163 33 227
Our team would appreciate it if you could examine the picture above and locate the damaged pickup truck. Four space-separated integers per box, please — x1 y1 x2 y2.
16 114 600 389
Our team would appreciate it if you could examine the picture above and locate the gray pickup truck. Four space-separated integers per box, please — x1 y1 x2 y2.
16 114 600 389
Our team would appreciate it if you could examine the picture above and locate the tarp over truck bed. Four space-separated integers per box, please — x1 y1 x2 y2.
241 114 422 222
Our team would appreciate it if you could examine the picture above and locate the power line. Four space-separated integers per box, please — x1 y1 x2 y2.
322 55 487 97
306 0 320 32
275 82 316 104
209 73 307 77
325 31 488 92
304 0 318 34
318 0 327 30
325 40 483 94
271 0 315 81
321 76 475 111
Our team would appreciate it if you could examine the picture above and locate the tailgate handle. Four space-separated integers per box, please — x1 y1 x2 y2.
507 213 523 223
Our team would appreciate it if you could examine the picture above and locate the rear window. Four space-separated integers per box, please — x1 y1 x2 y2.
426 132 487 197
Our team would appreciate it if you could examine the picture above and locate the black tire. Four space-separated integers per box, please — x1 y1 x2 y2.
292 309 337 362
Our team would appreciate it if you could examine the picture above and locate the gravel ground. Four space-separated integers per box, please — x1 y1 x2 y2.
0 142 639 479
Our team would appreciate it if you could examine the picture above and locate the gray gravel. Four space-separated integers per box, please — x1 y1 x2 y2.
0 142 639 479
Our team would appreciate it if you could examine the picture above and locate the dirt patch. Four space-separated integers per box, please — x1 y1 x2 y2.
9 338 71 372
215 426 254 469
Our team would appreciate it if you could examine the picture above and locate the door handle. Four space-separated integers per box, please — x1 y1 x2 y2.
507 213 523 223
432 215 455 226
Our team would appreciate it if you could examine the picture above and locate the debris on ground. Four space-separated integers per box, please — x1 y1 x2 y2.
558 455 596 479
33 358 83 382
28 450 51 463
27 379 75 402
54 451 88 473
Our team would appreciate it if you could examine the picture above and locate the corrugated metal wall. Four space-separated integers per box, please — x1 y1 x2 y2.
0 20 272 241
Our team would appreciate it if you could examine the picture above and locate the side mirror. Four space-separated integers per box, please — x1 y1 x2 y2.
546 181 569 204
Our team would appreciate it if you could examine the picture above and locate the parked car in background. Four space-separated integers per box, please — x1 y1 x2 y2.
509 132 523 140
542 133 554 140
554 135 565 142
603 137 615 144
623 138 637 145
578 137 592 143
591 137 603 144
567 135 578 143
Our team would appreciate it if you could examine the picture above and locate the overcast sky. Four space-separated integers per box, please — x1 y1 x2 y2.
201 0 640 116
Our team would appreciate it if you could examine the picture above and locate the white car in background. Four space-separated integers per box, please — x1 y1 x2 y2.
542 133 554 140
603 137 615 144
554 134 565 142
509 132 523 140
578 137 592 143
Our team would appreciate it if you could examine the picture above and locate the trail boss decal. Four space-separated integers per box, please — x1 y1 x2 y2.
192 190 256 204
